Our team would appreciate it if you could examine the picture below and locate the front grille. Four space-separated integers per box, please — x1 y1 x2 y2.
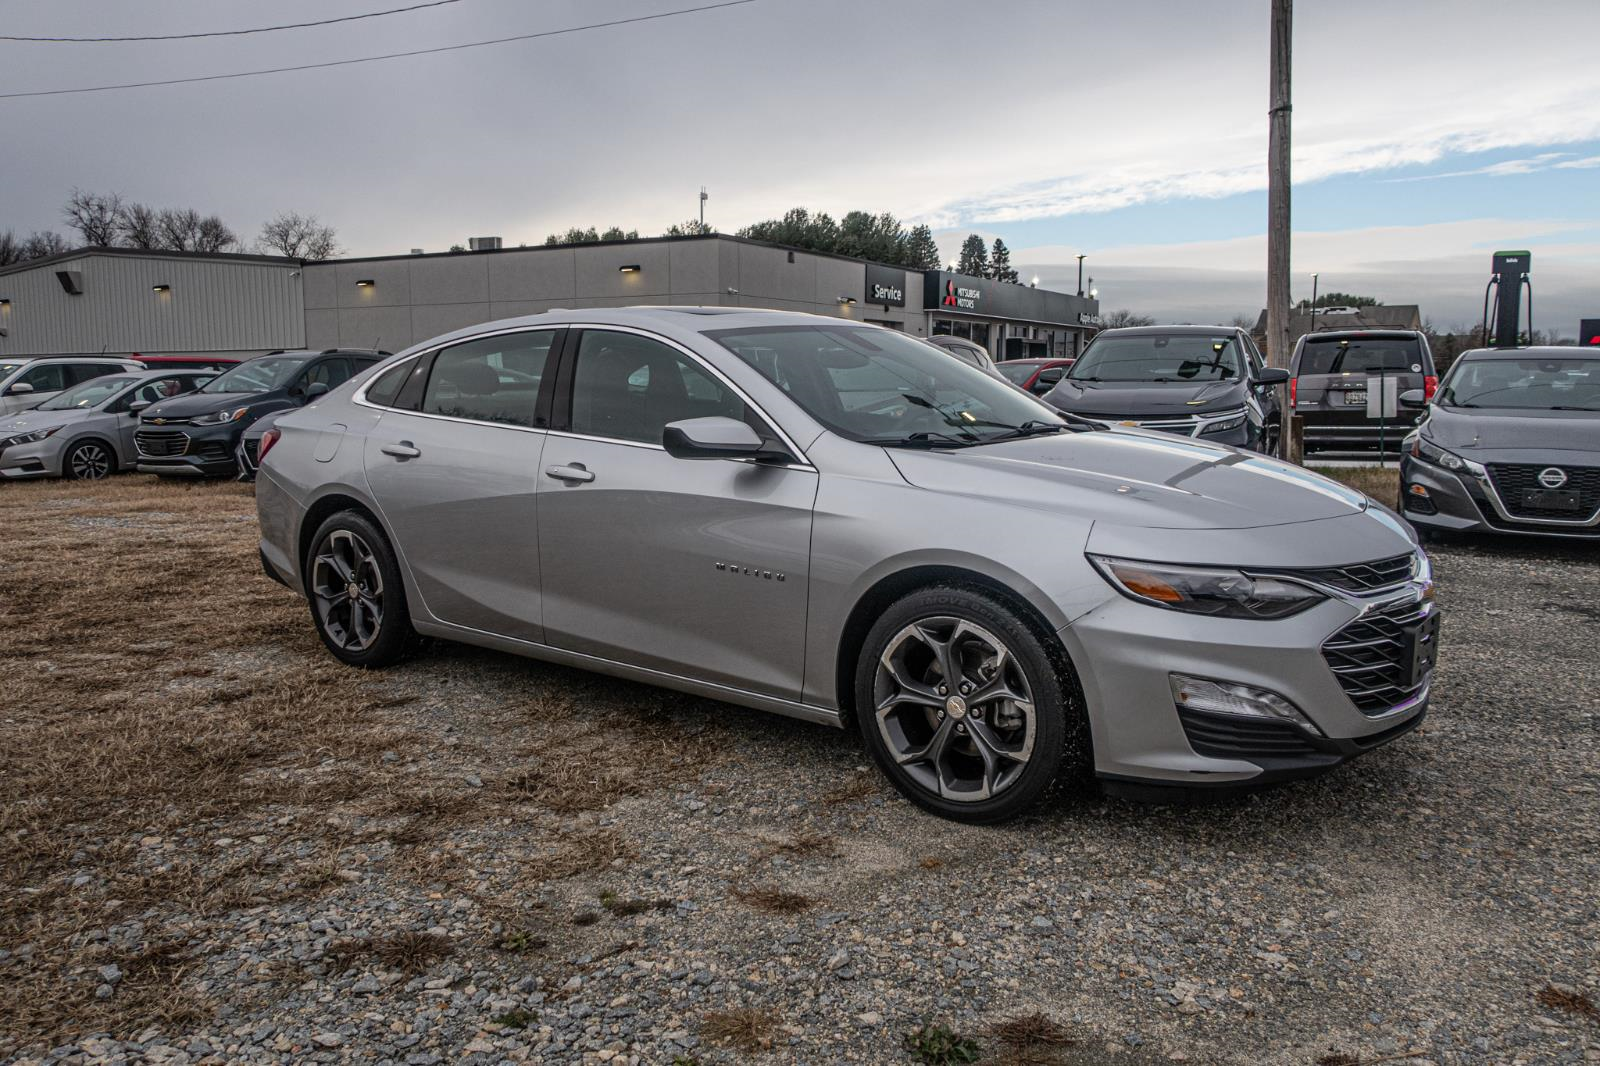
239 439 260 472
1486 463 1600 520
1321 599 1435 714
1291 554 1415 593
135 429 189 457
1177 706 1323 760
194 440 232 462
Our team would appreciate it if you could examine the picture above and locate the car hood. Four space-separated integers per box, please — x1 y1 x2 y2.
1423 406 1600 462
1043 378 1244 418
0 409 92 436
886 429 1368 531
144 391 272 420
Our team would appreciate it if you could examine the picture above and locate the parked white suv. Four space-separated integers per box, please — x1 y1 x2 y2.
0 357 146 416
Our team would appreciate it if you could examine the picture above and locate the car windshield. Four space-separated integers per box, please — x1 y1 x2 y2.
1068 335 1241 382
1438 357 1600 411
0 362 27 379
708 325 1065 446
200 355 309 394
36 374 139 410
1299 336 1422 376
997 362 1040 384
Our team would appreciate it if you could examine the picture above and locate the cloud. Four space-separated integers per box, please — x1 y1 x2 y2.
1555 155 1600 170
1383 152 1574 182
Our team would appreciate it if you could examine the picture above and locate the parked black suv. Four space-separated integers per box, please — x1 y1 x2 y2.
135 348 387 477
1289 329 1436 454
1042 325 1287 453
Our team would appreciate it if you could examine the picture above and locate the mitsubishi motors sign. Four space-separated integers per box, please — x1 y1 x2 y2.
923 270 1095 328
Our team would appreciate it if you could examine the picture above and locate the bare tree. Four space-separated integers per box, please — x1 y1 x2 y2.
157 208 202 251
114 202 162 248
1229 313 1257 330
0 231 21 266
1099 309 1156 329
194 214 238 253
63 188 124 246
257 211 340 259
23 231 70 259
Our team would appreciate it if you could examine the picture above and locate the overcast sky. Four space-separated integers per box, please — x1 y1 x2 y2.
4 0 1598 332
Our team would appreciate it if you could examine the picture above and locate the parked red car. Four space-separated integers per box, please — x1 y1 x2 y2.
996 357 1075 396
131 353 245 372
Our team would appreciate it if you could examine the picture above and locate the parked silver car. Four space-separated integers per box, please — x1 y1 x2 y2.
256 308 1437 822
0 369 214 480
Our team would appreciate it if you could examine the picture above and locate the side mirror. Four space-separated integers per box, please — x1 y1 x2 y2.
128 400 151 414
7 381 34 395
1399 389 1427 409
663 416 766 460
304 381 330 400
1255 367 1291 386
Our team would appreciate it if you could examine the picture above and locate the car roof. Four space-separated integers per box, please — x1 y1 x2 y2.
7 355 138 364
1094 325 1242 337
1002 357 1070 366
1299 329 1423 340
1456 345 1599 361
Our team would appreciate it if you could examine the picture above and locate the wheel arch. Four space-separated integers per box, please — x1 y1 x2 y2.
62 433 120 476
832 564 1086 732
296 491 391 586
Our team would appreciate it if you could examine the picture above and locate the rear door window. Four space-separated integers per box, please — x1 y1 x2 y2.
364 360 414 407
68 363 122 386
303 358 353 391
421 331 555 428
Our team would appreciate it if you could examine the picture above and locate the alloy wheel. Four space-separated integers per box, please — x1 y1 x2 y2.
310 529 385 651
873 616 1037 802
68 442 112 480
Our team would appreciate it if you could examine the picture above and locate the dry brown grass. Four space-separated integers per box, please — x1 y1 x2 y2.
987 1012 1077 1064
1308 464 1400 503
700 1006 779 1052
0 476 722 1055
1537 984 1600 1023
731 884 814 914
822 772 881 806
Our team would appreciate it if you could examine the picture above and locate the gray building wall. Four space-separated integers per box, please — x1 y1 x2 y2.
302 237 930 351
0 250 304 359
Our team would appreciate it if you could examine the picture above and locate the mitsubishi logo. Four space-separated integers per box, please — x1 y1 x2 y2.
1537 467 1568 489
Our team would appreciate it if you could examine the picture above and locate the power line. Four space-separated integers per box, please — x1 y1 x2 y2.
0 0 467 43
0 1 758 99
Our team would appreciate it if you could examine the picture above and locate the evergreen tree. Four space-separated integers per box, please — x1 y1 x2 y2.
904 224 942 270
990 238 1019 283
956 234 989 278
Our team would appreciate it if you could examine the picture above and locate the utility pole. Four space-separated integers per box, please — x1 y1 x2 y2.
1266 0 1293 459
699 186 708 230
1076 254 1086 297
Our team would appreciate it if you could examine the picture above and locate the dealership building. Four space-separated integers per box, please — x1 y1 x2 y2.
0 235 1099 364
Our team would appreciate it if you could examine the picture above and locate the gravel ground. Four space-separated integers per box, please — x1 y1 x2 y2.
4 482 1598 1066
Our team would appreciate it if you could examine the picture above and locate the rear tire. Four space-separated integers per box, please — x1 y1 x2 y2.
854 584 1077 823
304 510 418 668
64 439 115 480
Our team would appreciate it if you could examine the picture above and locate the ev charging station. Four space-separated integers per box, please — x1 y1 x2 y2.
1482 250 1532 348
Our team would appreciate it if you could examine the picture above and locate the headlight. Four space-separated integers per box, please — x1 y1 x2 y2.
192 407 249 427
1199 407 1248 434
1410 435 1481 474
1088 555 1326 619
0 427 60 447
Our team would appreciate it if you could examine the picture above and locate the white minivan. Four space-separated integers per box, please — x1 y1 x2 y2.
0 357 146 416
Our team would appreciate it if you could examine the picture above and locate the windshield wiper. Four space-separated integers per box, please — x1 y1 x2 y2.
981 420 1075 444
1548 405 1600 412
865 431 979 449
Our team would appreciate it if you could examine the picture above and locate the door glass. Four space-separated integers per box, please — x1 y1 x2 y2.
569 331 744 444
17 363 68 392
70 364 119 386
364 359 413 407
302 358 352 391
421 331 554 427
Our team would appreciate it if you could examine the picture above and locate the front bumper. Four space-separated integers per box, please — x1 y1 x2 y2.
0 438 66 479
1060 579 1435 789
134 422 243 478
1400 456 1600 539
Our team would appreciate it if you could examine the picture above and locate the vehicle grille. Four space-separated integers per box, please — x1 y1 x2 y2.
1486 463 1600 520
1176 705 1325 760
1321 599 1434 715
1291 554 1416 593
240 439 260 470
194 440 232 462
135 429 189 457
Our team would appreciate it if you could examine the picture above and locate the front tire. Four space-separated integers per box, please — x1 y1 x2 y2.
854 585 1076 823
64 439 115 480
305 510 417 668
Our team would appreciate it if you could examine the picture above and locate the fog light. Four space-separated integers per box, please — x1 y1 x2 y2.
1169 673 1322 734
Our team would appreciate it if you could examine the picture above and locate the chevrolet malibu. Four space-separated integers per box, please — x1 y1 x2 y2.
256 308 1438 822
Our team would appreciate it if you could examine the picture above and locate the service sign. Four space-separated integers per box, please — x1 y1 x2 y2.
864 264 907 307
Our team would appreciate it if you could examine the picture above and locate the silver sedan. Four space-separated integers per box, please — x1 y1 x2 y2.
0 369 214 480
255 308 1437 822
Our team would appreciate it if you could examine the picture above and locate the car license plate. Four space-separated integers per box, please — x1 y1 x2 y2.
1345 391 1367 406
1403 611 1441 688
1521 488 1582 512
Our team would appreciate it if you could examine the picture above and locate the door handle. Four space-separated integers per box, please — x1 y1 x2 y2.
380 442 421 459
544 463 595 484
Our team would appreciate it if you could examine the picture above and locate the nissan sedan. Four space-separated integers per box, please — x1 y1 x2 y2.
256 308 1437 822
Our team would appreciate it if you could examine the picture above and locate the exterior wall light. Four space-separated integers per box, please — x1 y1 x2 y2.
152 284 171 293
0 299 10 307
618 264 641 273
356 279 375 288
838 296 857 305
